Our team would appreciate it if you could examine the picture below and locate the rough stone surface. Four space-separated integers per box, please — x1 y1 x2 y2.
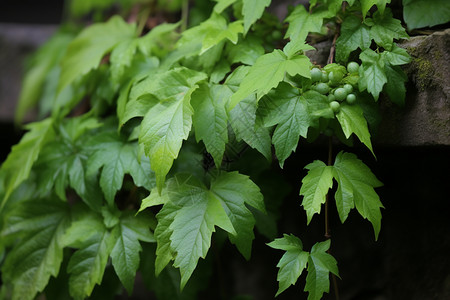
376 29 450 146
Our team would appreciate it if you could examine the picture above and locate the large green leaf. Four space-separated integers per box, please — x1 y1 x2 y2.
110 212 155 294
267 234 309 296
191 83 229 167
300 161 334 224
58 16 136 92
140 172 264 289
1 199 69 300
259 83 314 167
335 15 371 63
86 131 155 206
304 240 339 300
402 0 450 30
136 68 207 191
229 49 311 109
0 119 54 211
332 152 383 239
64 211 116 300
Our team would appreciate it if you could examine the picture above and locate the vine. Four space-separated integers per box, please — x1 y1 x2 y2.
0 0 448 299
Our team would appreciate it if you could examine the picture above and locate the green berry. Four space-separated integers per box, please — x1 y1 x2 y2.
329 71 343 84
315 83 330 95
334 88 347 101
321 71 329 82
271 30 282 40
343 83 353 93
346 93 357 104
347 62 359 73
330 101 340 112
327 94 336 102
310 68 322 82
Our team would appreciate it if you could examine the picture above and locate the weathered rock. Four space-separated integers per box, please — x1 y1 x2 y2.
376 29 450 146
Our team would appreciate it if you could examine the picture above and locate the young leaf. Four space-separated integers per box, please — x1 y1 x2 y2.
191 83 230 167
267 234 309 296
86 131 155 206
305 240 339 300
229 50 311 109
242 0 271 33
65 211 116 300
335 103 373 154
58 16 136 92
0 119 54 211
332 152 384 239
259 83 313 167
335 15 371 63
1 199 69 300
110 212 155 294
358 49 387 100
300 161 334 224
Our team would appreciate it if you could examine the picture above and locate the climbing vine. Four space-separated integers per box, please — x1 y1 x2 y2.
1 0 448 299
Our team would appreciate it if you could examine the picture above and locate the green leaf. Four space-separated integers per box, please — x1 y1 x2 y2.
383 64 408 106
191 83 229 167
58 16 136 92
284 5 324 43
360 0 391 18
332 152 383 239
0 119 54 211
110 212 155 294
383 45 411 66
87 131 155 206
305 240 339 300
242 0 271 33
300 161 334 224
402 0 450 30
65 211 116 300
267 234 309 296
15 31 73 124
335 103 373 153
1 199 69 300
229 50 311 109
226 35 265 66
145 172 264 289
369 9 409 49
214 0 237 13
259 83 313 167
229 95 272 161
136 68 207 191
335 15 371 63
358 49 387 100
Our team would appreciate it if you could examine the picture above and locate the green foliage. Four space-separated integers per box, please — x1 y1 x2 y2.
402 0 450 30
0 0 421 298
268 235 339 299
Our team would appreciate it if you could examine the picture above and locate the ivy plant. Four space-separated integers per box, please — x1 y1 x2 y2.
1 0 446 299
